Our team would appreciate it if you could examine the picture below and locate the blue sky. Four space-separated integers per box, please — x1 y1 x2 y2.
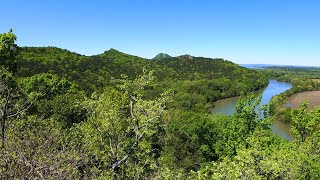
2 0 320 66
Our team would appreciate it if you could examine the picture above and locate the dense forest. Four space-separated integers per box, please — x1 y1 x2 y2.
1 30 320 179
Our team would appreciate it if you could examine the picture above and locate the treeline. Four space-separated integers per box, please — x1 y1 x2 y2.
1 30 320 179
16 47 268 112
17 47 149 94
265 66 320 79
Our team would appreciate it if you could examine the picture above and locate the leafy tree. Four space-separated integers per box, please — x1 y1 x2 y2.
162 111 221 171
77 70 170 178
235 93 262 132
0 116 83 179
0 68 31 148
291 101 318 142
46 93 87 128
18 73 86 127
19 73 80 100
0 29 18 72
299 129 320 178
0 30 29 148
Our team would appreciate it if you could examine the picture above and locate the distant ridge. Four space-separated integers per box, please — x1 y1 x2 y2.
98 48 146 61
177 54 194 60
152 53 172 60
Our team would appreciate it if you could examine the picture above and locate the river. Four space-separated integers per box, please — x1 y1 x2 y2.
210 79 294 140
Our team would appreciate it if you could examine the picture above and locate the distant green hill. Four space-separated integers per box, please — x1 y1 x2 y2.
151 54 264 82
98 48 146 61
152 53 172 60
17 47 152 93
177 54 194 60
16 47 268 106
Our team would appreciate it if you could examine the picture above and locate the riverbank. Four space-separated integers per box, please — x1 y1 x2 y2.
285 91 320 110
211 79 294 140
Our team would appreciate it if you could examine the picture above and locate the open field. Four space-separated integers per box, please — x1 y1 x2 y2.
286 91 320 110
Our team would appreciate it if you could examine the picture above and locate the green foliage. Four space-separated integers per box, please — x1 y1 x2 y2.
0 116 83 179
75 72 169 178
162 94 272 173
0 67 30 147
235 94 262 132
17 47 151 94
152 53 172 60
17 73 86 127
267 66 320 118
291 101 319 142
19 73 80 100
190 128 320 179
0 67 18 94
47 93 87 127
1 31 319 179
16 47 268 108
162 111 221 171
0 29 18 72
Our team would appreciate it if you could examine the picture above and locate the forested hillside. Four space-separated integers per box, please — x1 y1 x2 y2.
1 30 320 179
17 46 268 112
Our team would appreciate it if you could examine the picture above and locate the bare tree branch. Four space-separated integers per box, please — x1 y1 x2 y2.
7 102 32 118
109 101 166 170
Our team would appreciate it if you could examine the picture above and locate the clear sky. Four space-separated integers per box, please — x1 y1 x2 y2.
2 0 320 66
